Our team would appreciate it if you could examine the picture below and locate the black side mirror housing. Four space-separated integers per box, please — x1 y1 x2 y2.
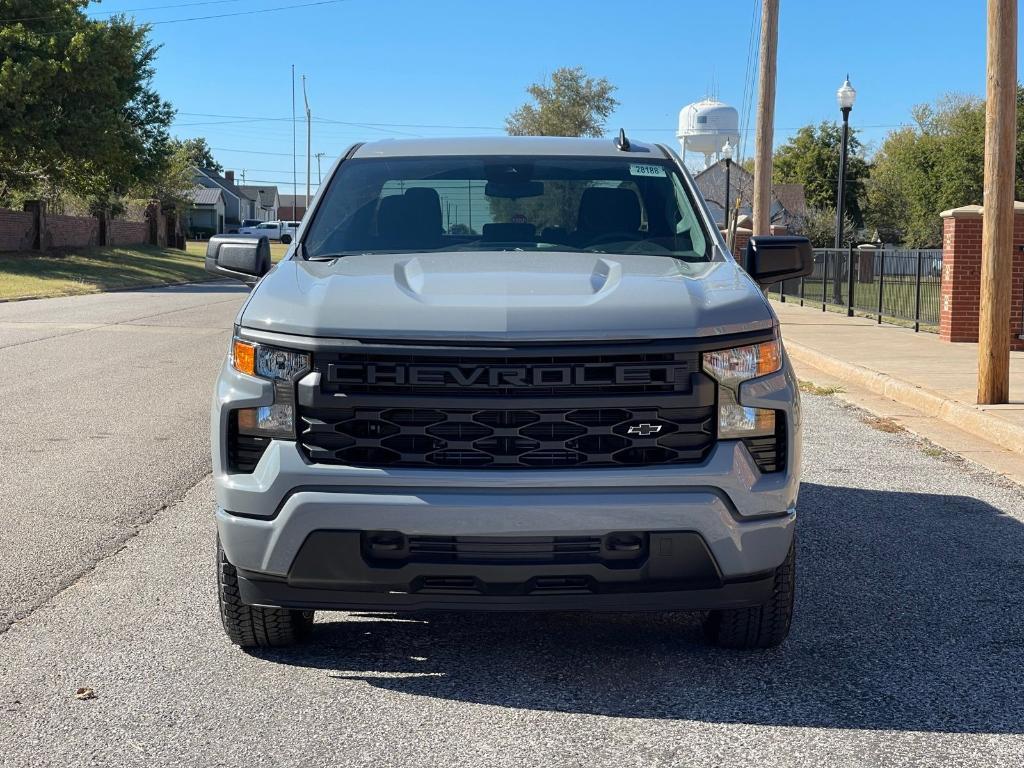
742 235 814 286
204 235 272 286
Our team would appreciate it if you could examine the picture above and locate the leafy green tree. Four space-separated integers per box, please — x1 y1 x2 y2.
0 1 174 208
496 68 619 231
506 66 619 138
773 122 870 228
170 137 223 173
865 94 992 246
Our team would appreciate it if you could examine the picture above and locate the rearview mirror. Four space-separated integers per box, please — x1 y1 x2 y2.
742 235 813 286
205 236 272 286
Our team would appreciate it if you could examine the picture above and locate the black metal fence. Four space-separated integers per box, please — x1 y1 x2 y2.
772 247 943 331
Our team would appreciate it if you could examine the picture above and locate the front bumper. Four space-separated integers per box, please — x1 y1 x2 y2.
212 359 801 611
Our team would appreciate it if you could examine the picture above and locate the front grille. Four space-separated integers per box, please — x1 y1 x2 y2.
299 406 715 468
300 341 724 470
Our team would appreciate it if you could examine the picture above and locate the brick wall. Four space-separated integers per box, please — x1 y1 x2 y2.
0 207 151 252
108 218 149 246
45 214 99 249
0 209 35 251
939 204 1024 351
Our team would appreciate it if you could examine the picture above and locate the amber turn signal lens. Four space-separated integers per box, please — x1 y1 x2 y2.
232 339 256 376
756 340 782 377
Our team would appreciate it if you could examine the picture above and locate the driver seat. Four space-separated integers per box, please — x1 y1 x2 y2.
572 188 642 247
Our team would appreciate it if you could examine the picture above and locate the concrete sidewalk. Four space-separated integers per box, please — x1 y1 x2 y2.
772 300 1024 456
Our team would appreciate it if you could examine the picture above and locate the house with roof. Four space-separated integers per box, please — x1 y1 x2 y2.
278 194 307 221
185 186 225 236
239 185 280 222
693 160 806 231
193 168 251 229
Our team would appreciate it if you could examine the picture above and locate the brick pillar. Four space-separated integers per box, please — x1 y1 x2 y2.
720 227 753 260
939 203 1024 350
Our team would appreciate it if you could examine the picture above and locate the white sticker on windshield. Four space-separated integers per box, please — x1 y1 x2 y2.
629 163 666 178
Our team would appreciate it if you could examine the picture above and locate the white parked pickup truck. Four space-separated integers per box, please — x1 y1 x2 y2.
238 220 300 244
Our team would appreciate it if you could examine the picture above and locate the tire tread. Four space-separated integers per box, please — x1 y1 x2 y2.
216 540 312 648
704 540 795 649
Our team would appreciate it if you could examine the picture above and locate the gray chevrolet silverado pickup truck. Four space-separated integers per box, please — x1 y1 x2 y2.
205 135 813 650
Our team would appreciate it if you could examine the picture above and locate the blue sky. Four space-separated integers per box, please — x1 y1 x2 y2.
85 0 1019 192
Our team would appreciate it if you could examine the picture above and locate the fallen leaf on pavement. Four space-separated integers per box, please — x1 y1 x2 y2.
74 687 96 701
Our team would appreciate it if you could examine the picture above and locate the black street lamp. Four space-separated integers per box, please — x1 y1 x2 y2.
722 138 733 231
834 76 857 249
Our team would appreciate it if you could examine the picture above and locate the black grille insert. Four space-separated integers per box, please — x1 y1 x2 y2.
300 406 715 468
743 419 787 473
227 413 270 473
364 533 646 566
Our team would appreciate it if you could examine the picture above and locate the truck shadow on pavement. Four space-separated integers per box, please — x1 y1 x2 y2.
253 481 1024 733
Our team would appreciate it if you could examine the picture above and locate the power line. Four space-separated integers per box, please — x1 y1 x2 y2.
0 0 246 24
147 0 350 26
0 0 351 28
211 146 304 156
176 111 502 132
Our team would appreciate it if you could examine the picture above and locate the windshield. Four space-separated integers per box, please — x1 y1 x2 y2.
302 155 711 260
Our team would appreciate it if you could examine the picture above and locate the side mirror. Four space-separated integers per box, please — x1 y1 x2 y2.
742 235 813 286
205 235 271 286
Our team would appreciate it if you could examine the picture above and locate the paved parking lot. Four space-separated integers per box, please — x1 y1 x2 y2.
1 286 1023 766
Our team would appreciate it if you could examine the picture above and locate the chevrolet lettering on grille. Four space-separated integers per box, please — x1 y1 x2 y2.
326 362 688 389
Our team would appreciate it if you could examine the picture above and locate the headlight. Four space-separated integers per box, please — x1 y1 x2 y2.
231 337 310 439
231 339 310 380
703 338 782 439
702 339 781 390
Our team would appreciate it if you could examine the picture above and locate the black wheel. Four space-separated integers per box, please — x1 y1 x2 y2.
280 234 292 244
216 538 313 648
703 539 795 649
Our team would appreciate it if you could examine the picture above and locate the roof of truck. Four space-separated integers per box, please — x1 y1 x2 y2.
350 135 667 159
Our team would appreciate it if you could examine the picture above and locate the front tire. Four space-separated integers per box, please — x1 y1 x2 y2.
280 234 292 244
216 538 313 648
703 539 795 649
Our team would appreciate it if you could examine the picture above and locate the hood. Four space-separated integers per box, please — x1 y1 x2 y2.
238 251 774 341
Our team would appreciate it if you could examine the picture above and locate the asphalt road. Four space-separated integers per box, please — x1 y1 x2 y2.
0 283 248 631
2 287 1024 766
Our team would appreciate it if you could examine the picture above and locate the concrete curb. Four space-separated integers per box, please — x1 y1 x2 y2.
0 276 221 304
785 340 1024 457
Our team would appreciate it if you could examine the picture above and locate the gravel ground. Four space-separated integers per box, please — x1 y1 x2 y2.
1 391 1023 767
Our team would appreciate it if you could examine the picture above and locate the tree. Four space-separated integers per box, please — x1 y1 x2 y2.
135 138 201 212
506 66 619 137
496 68 619 231
791 206 857 248
772 122 870 228
171 137 222 173
0 1 174 208
865 94 990 247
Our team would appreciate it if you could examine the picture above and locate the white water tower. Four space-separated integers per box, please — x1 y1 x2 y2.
677 98 740 169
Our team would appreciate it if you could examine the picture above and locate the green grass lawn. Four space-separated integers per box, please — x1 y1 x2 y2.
0 244 214 302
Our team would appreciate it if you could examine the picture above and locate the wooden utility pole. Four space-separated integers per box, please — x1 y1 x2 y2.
752 0 779 236
978 0 1016 404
